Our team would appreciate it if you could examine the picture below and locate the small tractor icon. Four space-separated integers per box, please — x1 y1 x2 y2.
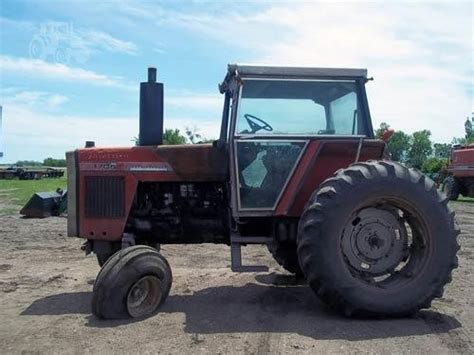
29 22 90 64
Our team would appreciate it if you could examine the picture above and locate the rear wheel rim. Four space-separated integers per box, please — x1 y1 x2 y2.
341 201 429 288
127 275 162 318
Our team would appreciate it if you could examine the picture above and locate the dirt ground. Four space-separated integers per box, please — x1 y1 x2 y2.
0 203 473 354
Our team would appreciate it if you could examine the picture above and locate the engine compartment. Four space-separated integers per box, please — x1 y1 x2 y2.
127 181 229 244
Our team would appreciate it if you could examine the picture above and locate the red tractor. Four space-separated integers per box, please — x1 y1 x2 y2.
444 144 474 200
67 65 459 320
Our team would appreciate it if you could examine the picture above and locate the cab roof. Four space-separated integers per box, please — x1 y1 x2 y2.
220 64 368 93
228 63 367 79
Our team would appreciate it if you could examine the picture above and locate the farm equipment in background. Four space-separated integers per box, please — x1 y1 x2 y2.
0 166 64 180
444 144 474 200
66 65 459 320
20 188 67 218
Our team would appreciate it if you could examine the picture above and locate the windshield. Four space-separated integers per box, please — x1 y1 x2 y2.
236 79 361 136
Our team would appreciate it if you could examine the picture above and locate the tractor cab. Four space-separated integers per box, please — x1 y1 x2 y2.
217 65 376 216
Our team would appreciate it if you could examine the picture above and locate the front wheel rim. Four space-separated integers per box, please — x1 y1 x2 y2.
127 275 162 318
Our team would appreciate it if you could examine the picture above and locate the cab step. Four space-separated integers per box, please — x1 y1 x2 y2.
230 234 272 272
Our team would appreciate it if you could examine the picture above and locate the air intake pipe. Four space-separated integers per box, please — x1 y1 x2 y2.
139 67 163 146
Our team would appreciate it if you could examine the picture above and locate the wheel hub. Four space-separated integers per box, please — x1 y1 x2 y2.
342 208 407 275
127 275 162 318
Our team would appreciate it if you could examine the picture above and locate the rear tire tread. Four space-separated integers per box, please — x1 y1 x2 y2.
298 160 459 317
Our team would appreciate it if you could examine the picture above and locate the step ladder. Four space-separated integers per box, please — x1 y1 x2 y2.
230 233 272 272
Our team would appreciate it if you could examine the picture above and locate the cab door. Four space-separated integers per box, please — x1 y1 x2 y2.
229 77 373 217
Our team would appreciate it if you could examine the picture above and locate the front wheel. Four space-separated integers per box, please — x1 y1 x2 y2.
92 245 172 319
297 160 460 317
95 242 160 267
443 176 460 201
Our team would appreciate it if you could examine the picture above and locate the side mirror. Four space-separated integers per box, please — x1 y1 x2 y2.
380 128 394 142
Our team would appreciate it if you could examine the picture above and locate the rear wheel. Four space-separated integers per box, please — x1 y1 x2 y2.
266 240 302 275
443 176 460 201
298 160 460 317
92 245 172 319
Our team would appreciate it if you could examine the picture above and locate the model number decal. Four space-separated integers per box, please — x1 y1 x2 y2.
80 162 173 172
126 163 172 172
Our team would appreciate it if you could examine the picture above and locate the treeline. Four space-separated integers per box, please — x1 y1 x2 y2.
14 157 66 167
133 127 214 145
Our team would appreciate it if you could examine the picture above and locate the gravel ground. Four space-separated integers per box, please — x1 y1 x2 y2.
0 203 472 353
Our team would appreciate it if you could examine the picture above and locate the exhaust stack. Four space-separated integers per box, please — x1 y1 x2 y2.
139 67 164 146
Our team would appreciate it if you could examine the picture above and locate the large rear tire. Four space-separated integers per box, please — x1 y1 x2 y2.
443 176 460 201
92 245 172 319
297 160 460 317
266 240 302 275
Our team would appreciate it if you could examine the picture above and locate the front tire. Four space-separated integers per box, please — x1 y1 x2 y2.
297 161 460 317
95 243 160 267
92 246 172 319
443 176 460 201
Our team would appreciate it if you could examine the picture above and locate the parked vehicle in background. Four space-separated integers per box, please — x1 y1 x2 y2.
444 144 474 200
0 166 64 180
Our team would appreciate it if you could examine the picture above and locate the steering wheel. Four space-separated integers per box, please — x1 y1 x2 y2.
244 114 273 133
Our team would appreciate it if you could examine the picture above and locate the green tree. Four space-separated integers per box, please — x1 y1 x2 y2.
422 157 447 174
374 122 390 137
375 122 411 162
433 143 452 158
451 136 466 146
43 157 67 167
387 131 411 162
15 160 42 167
184 126 202 144
184 126 215 144
163 129 187 145
132 129 187 146
407 130 432 169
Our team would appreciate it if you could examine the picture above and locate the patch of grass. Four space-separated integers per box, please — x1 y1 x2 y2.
456 196 474 204
0 177 67 214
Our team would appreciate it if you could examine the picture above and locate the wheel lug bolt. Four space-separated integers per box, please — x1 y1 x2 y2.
360 262 370 270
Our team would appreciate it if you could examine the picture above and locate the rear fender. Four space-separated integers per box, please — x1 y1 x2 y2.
276 139 385 216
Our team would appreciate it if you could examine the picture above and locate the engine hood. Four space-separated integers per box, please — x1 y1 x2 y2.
77 143 228 182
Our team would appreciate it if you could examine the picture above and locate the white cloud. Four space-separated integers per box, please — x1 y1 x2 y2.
79 29 138 55
46 94 69 109
1 17 138 57
150 2 472 143
0 104 137 162
1 1 471 162
166 91 222 111
0 55 131 88
1 88 69 110
0 91 221 162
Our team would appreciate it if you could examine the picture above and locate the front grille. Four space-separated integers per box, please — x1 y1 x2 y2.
66 151 78 236
85 176 125 218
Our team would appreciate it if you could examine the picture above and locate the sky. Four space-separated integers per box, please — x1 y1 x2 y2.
0 0 472 162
